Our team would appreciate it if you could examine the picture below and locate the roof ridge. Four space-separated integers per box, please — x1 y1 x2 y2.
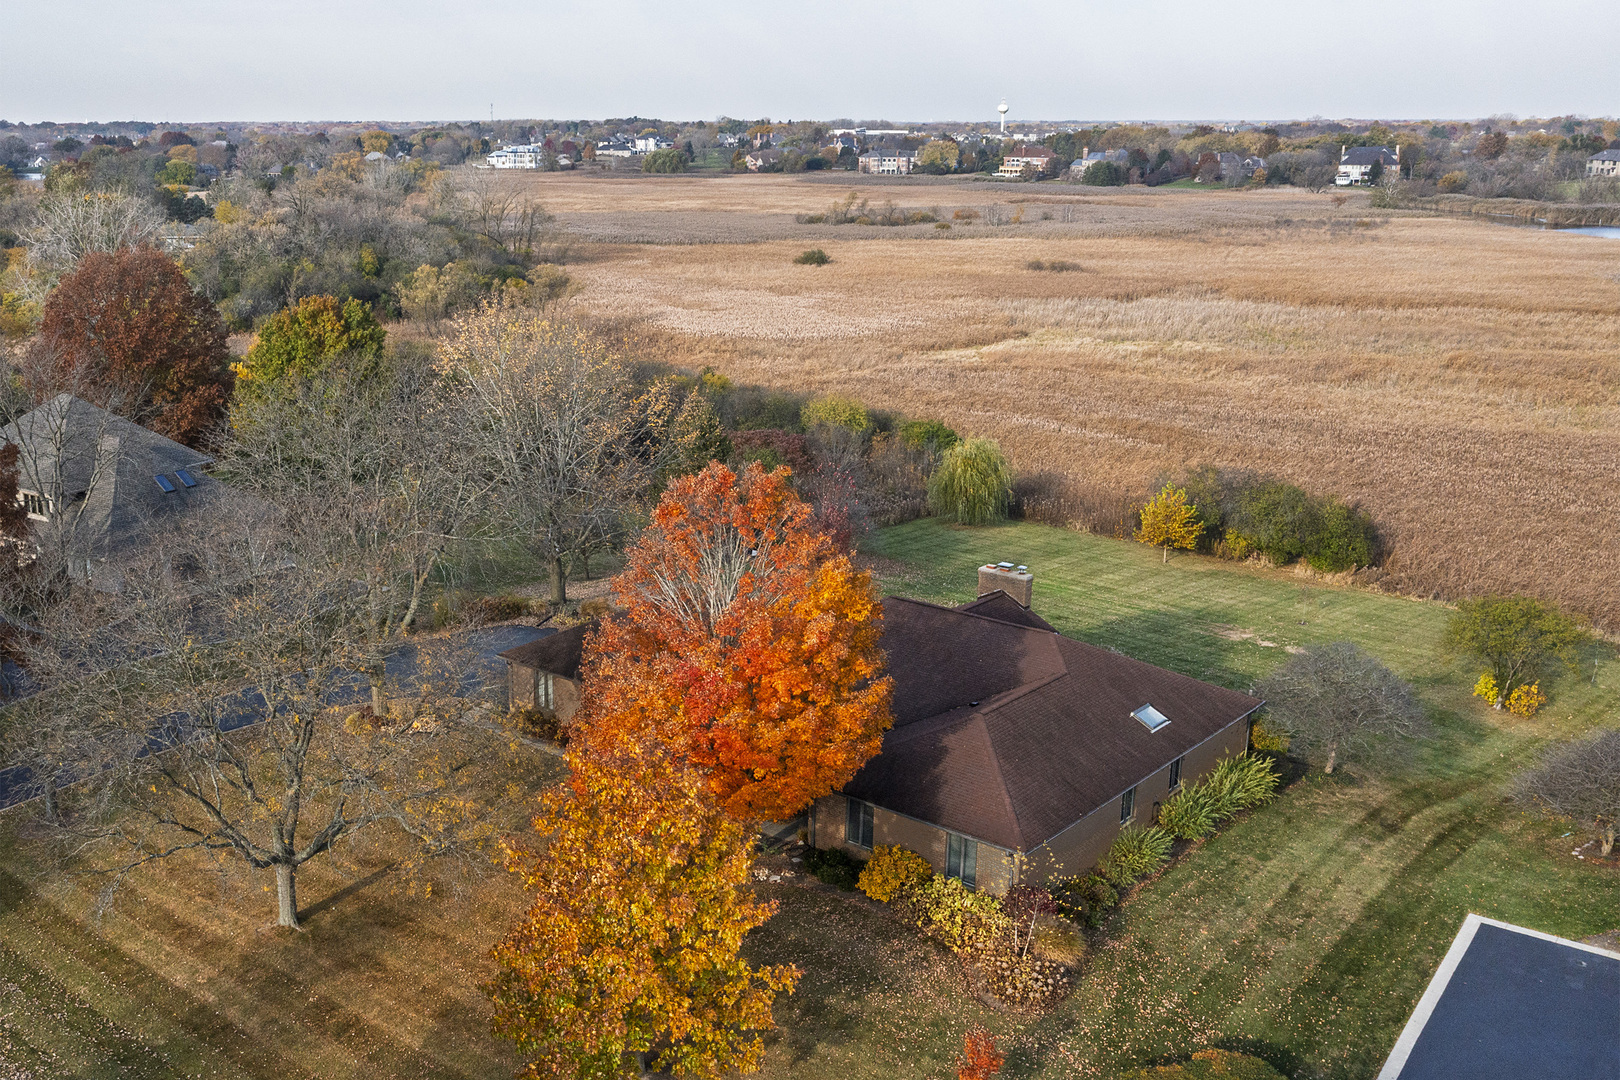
963 712 1027 851
884 593 1057 636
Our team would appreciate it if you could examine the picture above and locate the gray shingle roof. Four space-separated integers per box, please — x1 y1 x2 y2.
1589 149 1620 162
2 394 220 561
1341 146 1398 166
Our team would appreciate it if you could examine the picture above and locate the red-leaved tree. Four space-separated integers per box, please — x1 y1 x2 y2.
958 1027 1004 1080
29 246 232 445
578 461 892 822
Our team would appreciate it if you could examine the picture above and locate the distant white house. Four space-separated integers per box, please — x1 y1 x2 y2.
633 135 674 153
1587 149 1620 177
857 148 917 175
595 138 636 158
1336 145 1399 186
487 144 545 169
997 144 1057 178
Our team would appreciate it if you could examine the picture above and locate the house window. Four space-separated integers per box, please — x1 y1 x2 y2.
946 832 977 888
1120 786 1137 824
538 672 554 710
1169 756 1183 792
846 798 874 849
20 491 46 519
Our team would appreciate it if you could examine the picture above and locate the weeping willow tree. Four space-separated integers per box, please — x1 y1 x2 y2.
927 437 1012 526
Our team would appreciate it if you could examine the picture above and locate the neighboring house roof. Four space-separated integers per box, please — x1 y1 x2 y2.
842 596 1263 851
497 620 597 679
1341 146 1398 166
2 394 220 562
1377 914 1619 1080
1009 145 1056 159
1589 149 1620 162
747 148 783 161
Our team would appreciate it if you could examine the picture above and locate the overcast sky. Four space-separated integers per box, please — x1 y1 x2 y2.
6 0 1617 125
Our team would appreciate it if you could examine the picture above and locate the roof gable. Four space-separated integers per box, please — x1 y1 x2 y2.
498 620 594 678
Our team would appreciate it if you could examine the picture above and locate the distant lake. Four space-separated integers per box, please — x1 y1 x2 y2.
1553 225 1620 238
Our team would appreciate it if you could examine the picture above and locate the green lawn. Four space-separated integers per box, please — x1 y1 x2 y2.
1 519 1614 1079
744 519 1620 1080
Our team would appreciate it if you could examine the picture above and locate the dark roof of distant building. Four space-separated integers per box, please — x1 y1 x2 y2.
1341 146 1398 166
498 620 595 679
1009 144 1056 158
843 595 1263 851
1378 914 1620 1080
2 394 220 561
1590 149 1620 162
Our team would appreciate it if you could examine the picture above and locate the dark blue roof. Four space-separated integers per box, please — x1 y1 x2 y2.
1380 915 1620 1080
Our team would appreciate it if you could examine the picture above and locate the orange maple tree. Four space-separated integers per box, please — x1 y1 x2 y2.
487 729 798 1079
577 460 892 822
958 1027 1005 1080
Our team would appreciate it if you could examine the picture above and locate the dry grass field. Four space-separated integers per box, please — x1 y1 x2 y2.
519 172 1620 629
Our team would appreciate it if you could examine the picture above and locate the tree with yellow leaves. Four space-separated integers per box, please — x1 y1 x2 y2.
1136 483 1202 563
487 728 798 1079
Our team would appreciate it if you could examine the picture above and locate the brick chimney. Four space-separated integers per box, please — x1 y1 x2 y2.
978 562 1033 608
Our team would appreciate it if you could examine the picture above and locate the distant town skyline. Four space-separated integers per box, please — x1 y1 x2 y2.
6 0 1617 125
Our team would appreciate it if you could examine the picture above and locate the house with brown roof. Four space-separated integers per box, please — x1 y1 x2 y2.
497 621 594 723
808 564 1263 894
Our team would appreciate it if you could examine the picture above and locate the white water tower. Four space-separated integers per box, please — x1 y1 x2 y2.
998 98 1009 134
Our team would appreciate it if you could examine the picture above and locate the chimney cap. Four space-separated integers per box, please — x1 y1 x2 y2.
997 561 1015 569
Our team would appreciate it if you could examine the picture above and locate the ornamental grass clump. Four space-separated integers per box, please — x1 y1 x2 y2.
1099 825 1174 887
1157 787 1217 840
857 844 933 902
1200 753 1282 818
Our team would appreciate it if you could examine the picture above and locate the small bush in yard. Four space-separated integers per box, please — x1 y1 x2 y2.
898 876 1011 954
1100 826 1174 887
1117 1048 1288 1079
804 846 864 890
857 844 933 901
509 705 567 745
794 248 830 265
1048 872 1118 928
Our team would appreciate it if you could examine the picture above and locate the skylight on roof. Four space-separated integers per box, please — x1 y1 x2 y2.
1131 704 1171 732
175 468 197 488
154 474 176 493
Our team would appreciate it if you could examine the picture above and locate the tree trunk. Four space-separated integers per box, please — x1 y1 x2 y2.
551 554 567 606
42 774 58 823
1162 545 1169 564
276 863 300 928
1603 825 1615 857
370 670 387 718
1324 746 1338 774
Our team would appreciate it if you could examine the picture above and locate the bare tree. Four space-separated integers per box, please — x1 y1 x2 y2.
25 191 167 290
1256 641 1430 774
220 349 490 715
439 304 671 604
440 167 558 260
7 496 505 928
1515 729 1620 855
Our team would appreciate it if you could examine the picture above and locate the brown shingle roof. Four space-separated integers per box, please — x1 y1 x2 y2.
955 590 1056 632
844 598 1263 850
497 621 595 679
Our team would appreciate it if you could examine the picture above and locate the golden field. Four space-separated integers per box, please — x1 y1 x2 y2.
529 173 1620 628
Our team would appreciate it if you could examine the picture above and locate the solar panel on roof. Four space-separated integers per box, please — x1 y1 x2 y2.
175 468 197 487
154 474 176 493
1131 703 1171 731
